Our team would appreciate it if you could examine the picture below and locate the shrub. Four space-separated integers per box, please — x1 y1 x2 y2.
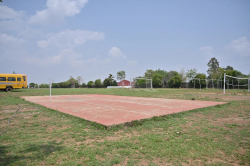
168 75 182 88
152 74 163 88
103 78 110 88
87 81 94 88
95 79 102 88
112 80 117 86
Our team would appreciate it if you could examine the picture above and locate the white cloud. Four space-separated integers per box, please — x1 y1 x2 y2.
199 46 213 55
0 5 24 20
25 49 83 66
109 46 126 58
0 6 25 31
127 60 137 65
29 0 88 25
0 33 24 45
227 37 250 56
37 29 105 48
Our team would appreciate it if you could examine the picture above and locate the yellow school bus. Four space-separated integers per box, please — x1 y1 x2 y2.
0 74 27 92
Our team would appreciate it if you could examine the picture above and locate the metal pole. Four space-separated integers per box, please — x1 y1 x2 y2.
50 79 51 101
206 79 207 89
223 73 226 94
194 79 195 89
232 79 234 89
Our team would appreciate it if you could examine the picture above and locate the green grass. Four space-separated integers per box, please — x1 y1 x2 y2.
0 88 250 165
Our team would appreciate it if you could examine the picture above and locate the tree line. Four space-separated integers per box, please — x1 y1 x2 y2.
29 57 249 89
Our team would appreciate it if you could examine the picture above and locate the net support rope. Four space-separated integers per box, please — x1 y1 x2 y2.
1 104 21 136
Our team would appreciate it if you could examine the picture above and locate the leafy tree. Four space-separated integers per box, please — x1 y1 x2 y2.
95 79 102 88
117 71 126 81
194 73 207 88
82 82 86 87
144 69 155 78
52 83 59 88
0 0 2 2
207 57 219 79
112 80 117 86
166 71 179 80
152 74 163 88
224 65 234 71
39 84 49 88
168 75 182 88
155 69 168 78
103 78 110 87
186 68 197 80
108 74 115 86
135 79 146 88
87 81 94 88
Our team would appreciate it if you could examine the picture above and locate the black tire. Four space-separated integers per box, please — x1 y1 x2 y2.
6 87 12 92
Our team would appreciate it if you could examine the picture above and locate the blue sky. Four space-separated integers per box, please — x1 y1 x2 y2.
0 0 249 84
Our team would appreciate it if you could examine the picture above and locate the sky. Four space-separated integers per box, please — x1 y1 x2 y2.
0 0 250 84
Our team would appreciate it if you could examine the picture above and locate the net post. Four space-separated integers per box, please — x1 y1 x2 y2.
50 79 51 101
223 73 226 94
206 79 207 89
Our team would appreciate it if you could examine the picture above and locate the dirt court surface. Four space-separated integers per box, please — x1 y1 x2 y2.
22 94 226 126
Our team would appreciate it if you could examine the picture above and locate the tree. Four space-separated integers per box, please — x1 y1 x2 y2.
144 69 155 78
194 73 207 88
155 69 168 78
152 74 163 88
225 65 234 71
82 82 86 87
108 74 115 86
112 80 117 86
135 79 146 88
95 79 102 88
168 75 182 88
186 68 197 80
166 71 179 80
76 76 83 87
87 81 94 88
207 57 219 79
0 0 2 2
179 68 187 82
117 71 126 81
103 78 110 87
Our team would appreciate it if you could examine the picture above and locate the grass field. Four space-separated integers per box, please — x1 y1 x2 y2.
0 88 250 166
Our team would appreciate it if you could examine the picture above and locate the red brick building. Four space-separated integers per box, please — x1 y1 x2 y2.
117 80 134 86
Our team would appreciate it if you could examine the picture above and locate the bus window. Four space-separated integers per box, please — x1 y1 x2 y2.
8 77 16 81
17 78 21 81
0 77 6 81
23 76 26 81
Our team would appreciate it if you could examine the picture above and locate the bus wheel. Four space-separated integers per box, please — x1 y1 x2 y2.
6 87 12 92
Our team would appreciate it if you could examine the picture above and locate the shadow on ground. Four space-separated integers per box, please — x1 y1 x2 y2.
0 140 64 165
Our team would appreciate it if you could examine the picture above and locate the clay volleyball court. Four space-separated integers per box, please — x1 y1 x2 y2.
22 94 226 126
